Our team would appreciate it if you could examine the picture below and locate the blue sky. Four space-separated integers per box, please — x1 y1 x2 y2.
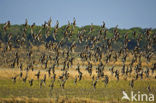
0 0 156 28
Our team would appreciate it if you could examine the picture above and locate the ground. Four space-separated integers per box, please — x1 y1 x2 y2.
0 47 156 103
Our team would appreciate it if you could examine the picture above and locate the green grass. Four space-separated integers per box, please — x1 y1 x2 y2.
0 78 156 103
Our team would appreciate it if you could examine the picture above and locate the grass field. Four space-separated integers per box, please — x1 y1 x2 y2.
0 46 156 103
0 78 156 103
0 68 156 103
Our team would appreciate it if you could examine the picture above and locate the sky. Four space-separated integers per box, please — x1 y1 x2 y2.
0 0 156 29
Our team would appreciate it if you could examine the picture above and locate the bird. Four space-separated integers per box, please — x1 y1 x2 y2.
129 79 134 88
74 76 77 85
1 19 156 94
23 73 28 83
78 71 83 81
19 71 23 78
11 75 18 84
109 66 115 75
72 17 76 28
29 79 33 86
49 81 54 90
60 79 66 89
47 68 51 77
147 85 151 92
40 80 44 88
35 70 40 80
42 74 47 85
115 70 120 81
103 75 109 87
93 78 98 89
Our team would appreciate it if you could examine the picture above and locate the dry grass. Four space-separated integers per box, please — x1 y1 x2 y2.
0 46 156 103
0 67 155 81
0 96 109 103
0 73 156 103
0 96 104 103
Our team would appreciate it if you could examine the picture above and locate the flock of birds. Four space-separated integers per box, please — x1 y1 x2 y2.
0 18 156 92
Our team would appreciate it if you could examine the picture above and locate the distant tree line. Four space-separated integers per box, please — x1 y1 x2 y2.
0 23 156 51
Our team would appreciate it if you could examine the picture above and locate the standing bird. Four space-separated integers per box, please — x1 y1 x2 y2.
74 76 77 85
93 79 98 89
129 79 134 89
103 75 109 87
115 70 120 81
11 75 18 84
147 85 151 92
60 79 66 89
29 79 34 86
